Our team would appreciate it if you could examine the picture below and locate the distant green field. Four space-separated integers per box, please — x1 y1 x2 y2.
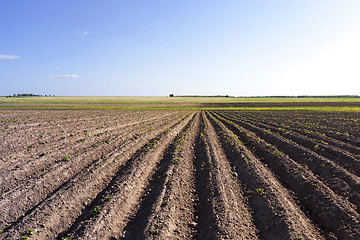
1 96 360 111
1 96 360 104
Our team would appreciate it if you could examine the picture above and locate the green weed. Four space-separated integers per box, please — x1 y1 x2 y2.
255 188 265 195
92 206 101 215
172 157 181 165
149 229 158 235
22 229 35 239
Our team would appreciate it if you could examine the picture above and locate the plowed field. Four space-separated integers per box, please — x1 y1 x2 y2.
1 107 360 239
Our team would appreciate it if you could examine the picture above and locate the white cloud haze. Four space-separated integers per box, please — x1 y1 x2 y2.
0 55 20 60
50 74 79 79
270 24 360 95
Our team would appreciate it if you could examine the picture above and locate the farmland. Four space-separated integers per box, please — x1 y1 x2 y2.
1 97 360 239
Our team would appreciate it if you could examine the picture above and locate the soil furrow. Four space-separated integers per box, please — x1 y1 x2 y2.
0 113 187 231
0 110 179 182
58 113 195 240
207 112 324 240
0 109 149 159
124 112 199 240
0 111 180 185
2 106 360 239
253 116 360 157
200 112 258 239
0 112 181 195
217 111 360 212
233 114 360 177
223 111 360 157
0 109 162 142
211 111 360 239
0 113 189 239
243 111 360 147
192 117 218 239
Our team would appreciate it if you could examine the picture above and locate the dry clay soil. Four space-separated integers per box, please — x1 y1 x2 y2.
0 108 360 239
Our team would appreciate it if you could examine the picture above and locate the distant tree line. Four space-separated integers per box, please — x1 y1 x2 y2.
245 95 360 98
6 94 55 98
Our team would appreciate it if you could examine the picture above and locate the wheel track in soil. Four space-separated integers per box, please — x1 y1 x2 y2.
0 113 191 239
209 111 360 239
0 111 182 195
216 111 360 213
57 113 197 240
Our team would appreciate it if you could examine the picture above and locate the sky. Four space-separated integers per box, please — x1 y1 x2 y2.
1 0 360 96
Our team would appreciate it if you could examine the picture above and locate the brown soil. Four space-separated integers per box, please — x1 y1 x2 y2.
1 108 360 239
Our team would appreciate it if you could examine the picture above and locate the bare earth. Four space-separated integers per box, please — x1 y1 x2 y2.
0 107 360 239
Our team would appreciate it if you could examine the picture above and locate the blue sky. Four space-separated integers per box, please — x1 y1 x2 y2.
1 0 360 96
